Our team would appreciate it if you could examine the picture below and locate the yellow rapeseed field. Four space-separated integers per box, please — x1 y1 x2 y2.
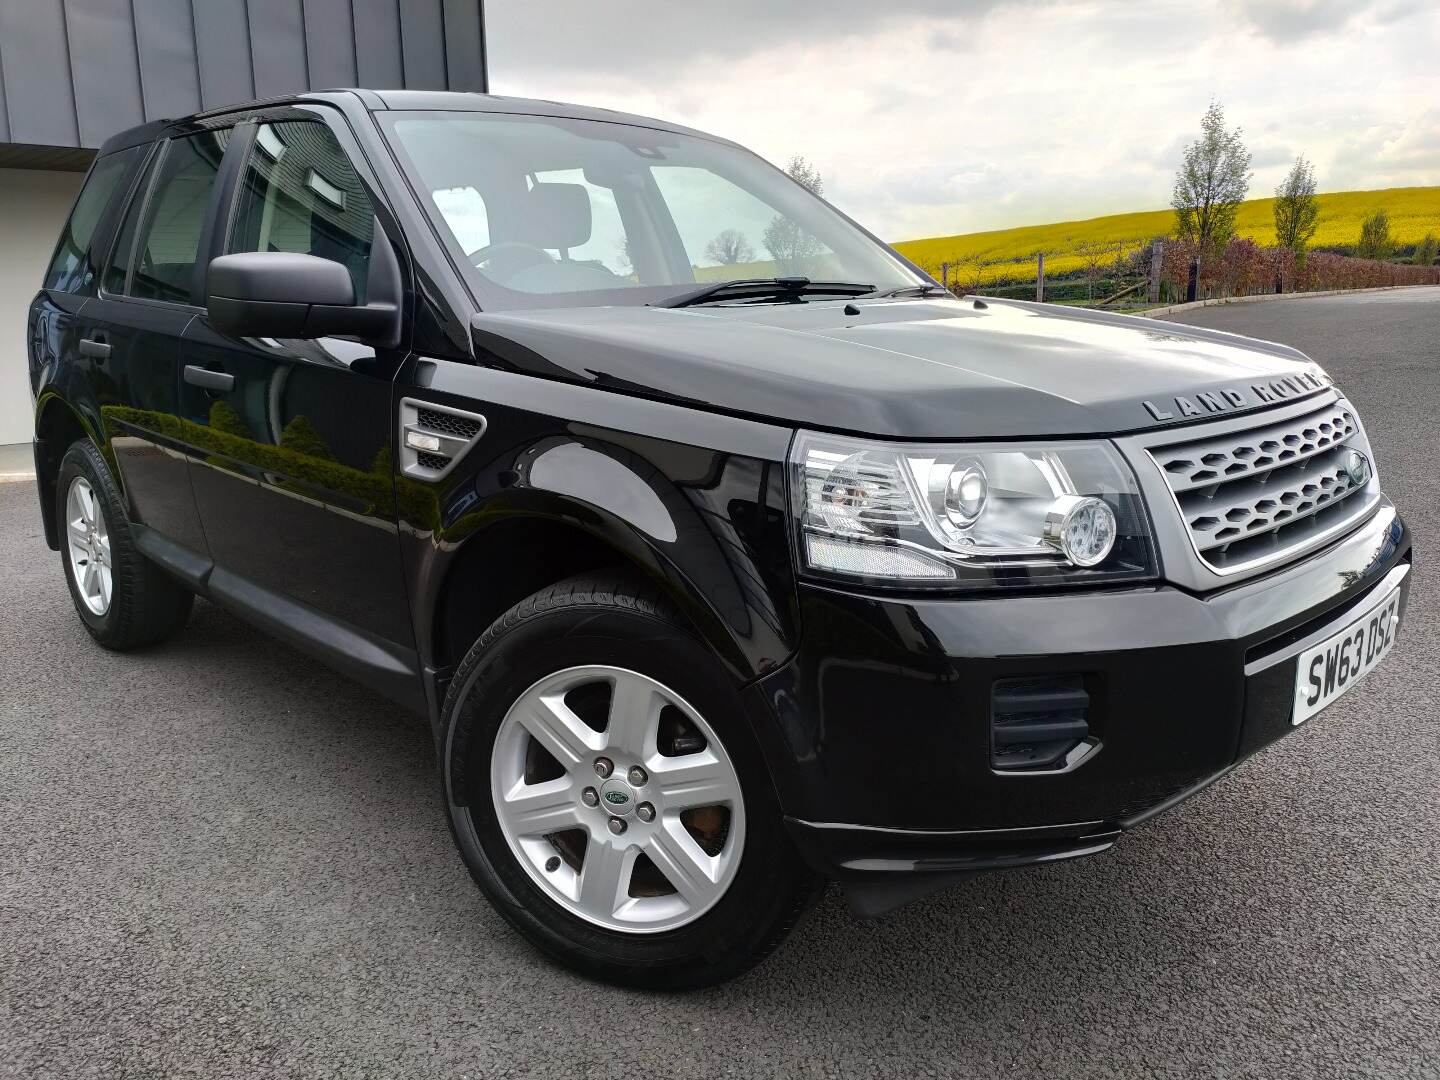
891 187 1440 285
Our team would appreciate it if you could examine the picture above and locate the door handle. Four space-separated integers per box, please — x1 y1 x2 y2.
184 365 234 392
79 337 111 360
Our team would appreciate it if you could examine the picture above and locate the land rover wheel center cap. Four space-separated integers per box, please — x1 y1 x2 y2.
599 778 637 816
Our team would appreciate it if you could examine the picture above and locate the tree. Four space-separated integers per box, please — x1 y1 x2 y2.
1356 210 1394 261
1273 156 1320 253
762 155 826 274
783 154 823 196
761 216 810 273
704 229 755 266
952 257 989 297
1412 232 1438 266
1172 101 1252 252
1077 243 1109 301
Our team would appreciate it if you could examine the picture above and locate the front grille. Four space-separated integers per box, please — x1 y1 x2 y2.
1150 402 1373 573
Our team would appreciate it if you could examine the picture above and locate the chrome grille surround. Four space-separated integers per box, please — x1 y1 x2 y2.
1142 396 1380 577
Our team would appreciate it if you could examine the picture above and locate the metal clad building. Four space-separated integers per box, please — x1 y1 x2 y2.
0 0 488 445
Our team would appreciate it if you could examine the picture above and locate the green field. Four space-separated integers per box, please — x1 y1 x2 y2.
891 187 1440 284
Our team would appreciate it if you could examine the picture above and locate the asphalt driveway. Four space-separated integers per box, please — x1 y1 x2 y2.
2 288 1437 1078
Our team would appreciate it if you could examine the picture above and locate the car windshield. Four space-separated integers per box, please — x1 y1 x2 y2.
380 110 923 310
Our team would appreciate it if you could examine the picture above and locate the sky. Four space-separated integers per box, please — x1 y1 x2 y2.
485 0 1440 242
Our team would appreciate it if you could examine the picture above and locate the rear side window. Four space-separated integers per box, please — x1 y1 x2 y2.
227 121 375 302
102 155 153 296
109 129 229 304
44 146 145 293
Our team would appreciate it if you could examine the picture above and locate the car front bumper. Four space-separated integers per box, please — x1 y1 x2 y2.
743 501 1411 915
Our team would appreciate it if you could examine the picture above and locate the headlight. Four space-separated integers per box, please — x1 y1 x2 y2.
790 431 1157 590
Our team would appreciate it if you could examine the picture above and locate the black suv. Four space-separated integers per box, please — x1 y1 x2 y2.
28 90 1410 988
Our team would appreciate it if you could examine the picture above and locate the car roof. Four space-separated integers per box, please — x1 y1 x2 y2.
95 89 732 157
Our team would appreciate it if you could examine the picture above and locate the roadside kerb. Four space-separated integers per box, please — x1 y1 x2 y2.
1139 284 1426 318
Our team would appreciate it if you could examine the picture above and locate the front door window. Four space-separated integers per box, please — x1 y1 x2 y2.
227 121 376 302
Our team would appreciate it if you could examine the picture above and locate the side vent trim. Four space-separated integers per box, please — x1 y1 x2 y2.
399 397 486 482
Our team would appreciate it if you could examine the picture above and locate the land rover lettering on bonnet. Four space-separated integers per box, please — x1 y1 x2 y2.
27 89 1410 988
1142 369 1330 422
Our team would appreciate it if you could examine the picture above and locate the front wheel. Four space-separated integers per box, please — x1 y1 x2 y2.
440 573 816 989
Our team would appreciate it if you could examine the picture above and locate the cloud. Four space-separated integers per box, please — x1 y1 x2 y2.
1251 141 1301 169
1226 0 1428 42
487 1 1440 238
1226 0 1357 41
485 1 1000 80
1327 108 1440 189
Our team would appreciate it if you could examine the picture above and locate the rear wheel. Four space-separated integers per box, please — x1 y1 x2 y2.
56 438 192 649
441 573 816 989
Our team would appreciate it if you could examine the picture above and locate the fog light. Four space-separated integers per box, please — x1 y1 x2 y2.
1042 495 1116 567
1343 449 1370 487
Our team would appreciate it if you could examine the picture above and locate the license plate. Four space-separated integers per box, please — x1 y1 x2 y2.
1293 586 1402 725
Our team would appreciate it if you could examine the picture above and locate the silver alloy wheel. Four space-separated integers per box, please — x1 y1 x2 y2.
490 665 746 933
65 476 113 616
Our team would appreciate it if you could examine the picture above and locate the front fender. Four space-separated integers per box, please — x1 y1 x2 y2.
410 433 797 683
544 433 795 677
396 361 802 685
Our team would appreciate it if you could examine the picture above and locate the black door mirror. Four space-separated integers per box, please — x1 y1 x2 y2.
205 219 402 346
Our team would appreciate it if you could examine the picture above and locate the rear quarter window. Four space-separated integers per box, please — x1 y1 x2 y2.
44 145 146 294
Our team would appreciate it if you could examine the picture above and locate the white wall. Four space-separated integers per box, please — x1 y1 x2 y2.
0 168 84 446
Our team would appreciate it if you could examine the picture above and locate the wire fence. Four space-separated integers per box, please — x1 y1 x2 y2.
923 239 1440 311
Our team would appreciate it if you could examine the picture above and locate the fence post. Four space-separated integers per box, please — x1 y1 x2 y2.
1036 253 1045 303
1148 241 1163 304
1186 257 1200 303
941 262 950 294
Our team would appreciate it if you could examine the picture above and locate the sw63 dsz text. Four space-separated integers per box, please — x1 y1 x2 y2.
28 90 1411 988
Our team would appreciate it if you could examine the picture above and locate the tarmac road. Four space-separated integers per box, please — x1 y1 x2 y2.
2 287 1437 1078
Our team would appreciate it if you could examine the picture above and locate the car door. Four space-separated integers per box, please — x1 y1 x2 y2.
73 127 235 555
177 112 413 648
31 140 148 447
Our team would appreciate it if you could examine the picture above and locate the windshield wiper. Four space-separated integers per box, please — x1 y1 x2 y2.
652 277 876 309
875 284 952 298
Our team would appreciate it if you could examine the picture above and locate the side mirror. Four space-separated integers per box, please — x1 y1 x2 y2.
206 218 402 346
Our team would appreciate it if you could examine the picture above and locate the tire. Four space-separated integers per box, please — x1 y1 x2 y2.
441 572 817 989
56 438 193 650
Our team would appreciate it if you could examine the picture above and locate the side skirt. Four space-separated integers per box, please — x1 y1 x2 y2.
132 524 427 716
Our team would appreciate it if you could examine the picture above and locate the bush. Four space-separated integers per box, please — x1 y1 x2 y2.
1160 237 1440 299
1356 210 1394 261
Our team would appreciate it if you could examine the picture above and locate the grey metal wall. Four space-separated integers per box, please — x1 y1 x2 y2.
0 0 486 155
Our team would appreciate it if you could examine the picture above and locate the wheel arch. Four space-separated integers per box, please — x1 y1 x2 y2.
32 393 100 551
426 495 762 687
